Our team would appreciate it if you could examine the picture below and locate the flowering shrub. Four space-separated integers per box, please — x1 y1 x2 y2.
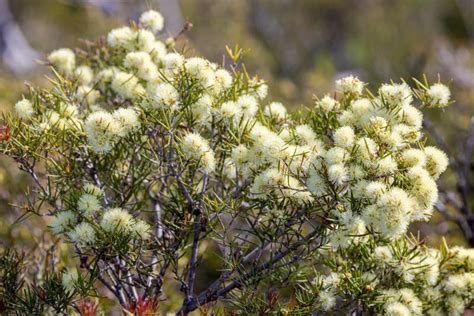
1 9 473 315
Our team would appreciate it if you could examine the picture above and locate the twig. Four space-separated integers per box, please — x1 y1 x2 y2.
177 225 324 314
183 172 209 310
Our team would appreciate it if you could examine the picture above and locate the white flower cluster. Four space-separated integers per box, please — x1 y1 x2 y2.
388 246 474 315
182 132 216 173
264 102 287 121
374 245 440 284
68 222 96 246
50 184 150 245
101 207 150 239
77 183 103 216
84 108 139 153
111 71 145 99
312 237 474 315
39 10 241 154
35 102 83 132
383 288 422 315
14 99 34 120
214 77 450 243
33 11 452 240
139 10 164 33
48 48 76 75
428 83 451 107
335 75 364 95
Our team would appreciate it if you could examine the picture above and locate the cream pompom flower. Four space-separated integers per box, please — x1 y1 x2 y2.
139 10 165 33
427 83 451 107
48 48 75 75
14 99 34 120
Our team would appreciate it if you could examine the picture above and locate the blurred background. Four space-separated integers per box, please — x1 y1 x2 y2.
0 0 473 278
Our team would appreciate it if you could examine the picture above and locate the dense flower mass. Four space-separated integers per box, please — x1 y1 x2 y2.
1 9 471 316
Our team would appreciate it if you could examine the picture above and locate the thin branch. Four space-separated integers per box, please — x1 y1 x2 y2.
177 225 324 315
183 172 209 309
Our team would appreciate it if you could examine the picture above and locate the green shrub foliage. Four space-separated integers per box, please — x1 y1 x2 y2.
1 9 473 315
